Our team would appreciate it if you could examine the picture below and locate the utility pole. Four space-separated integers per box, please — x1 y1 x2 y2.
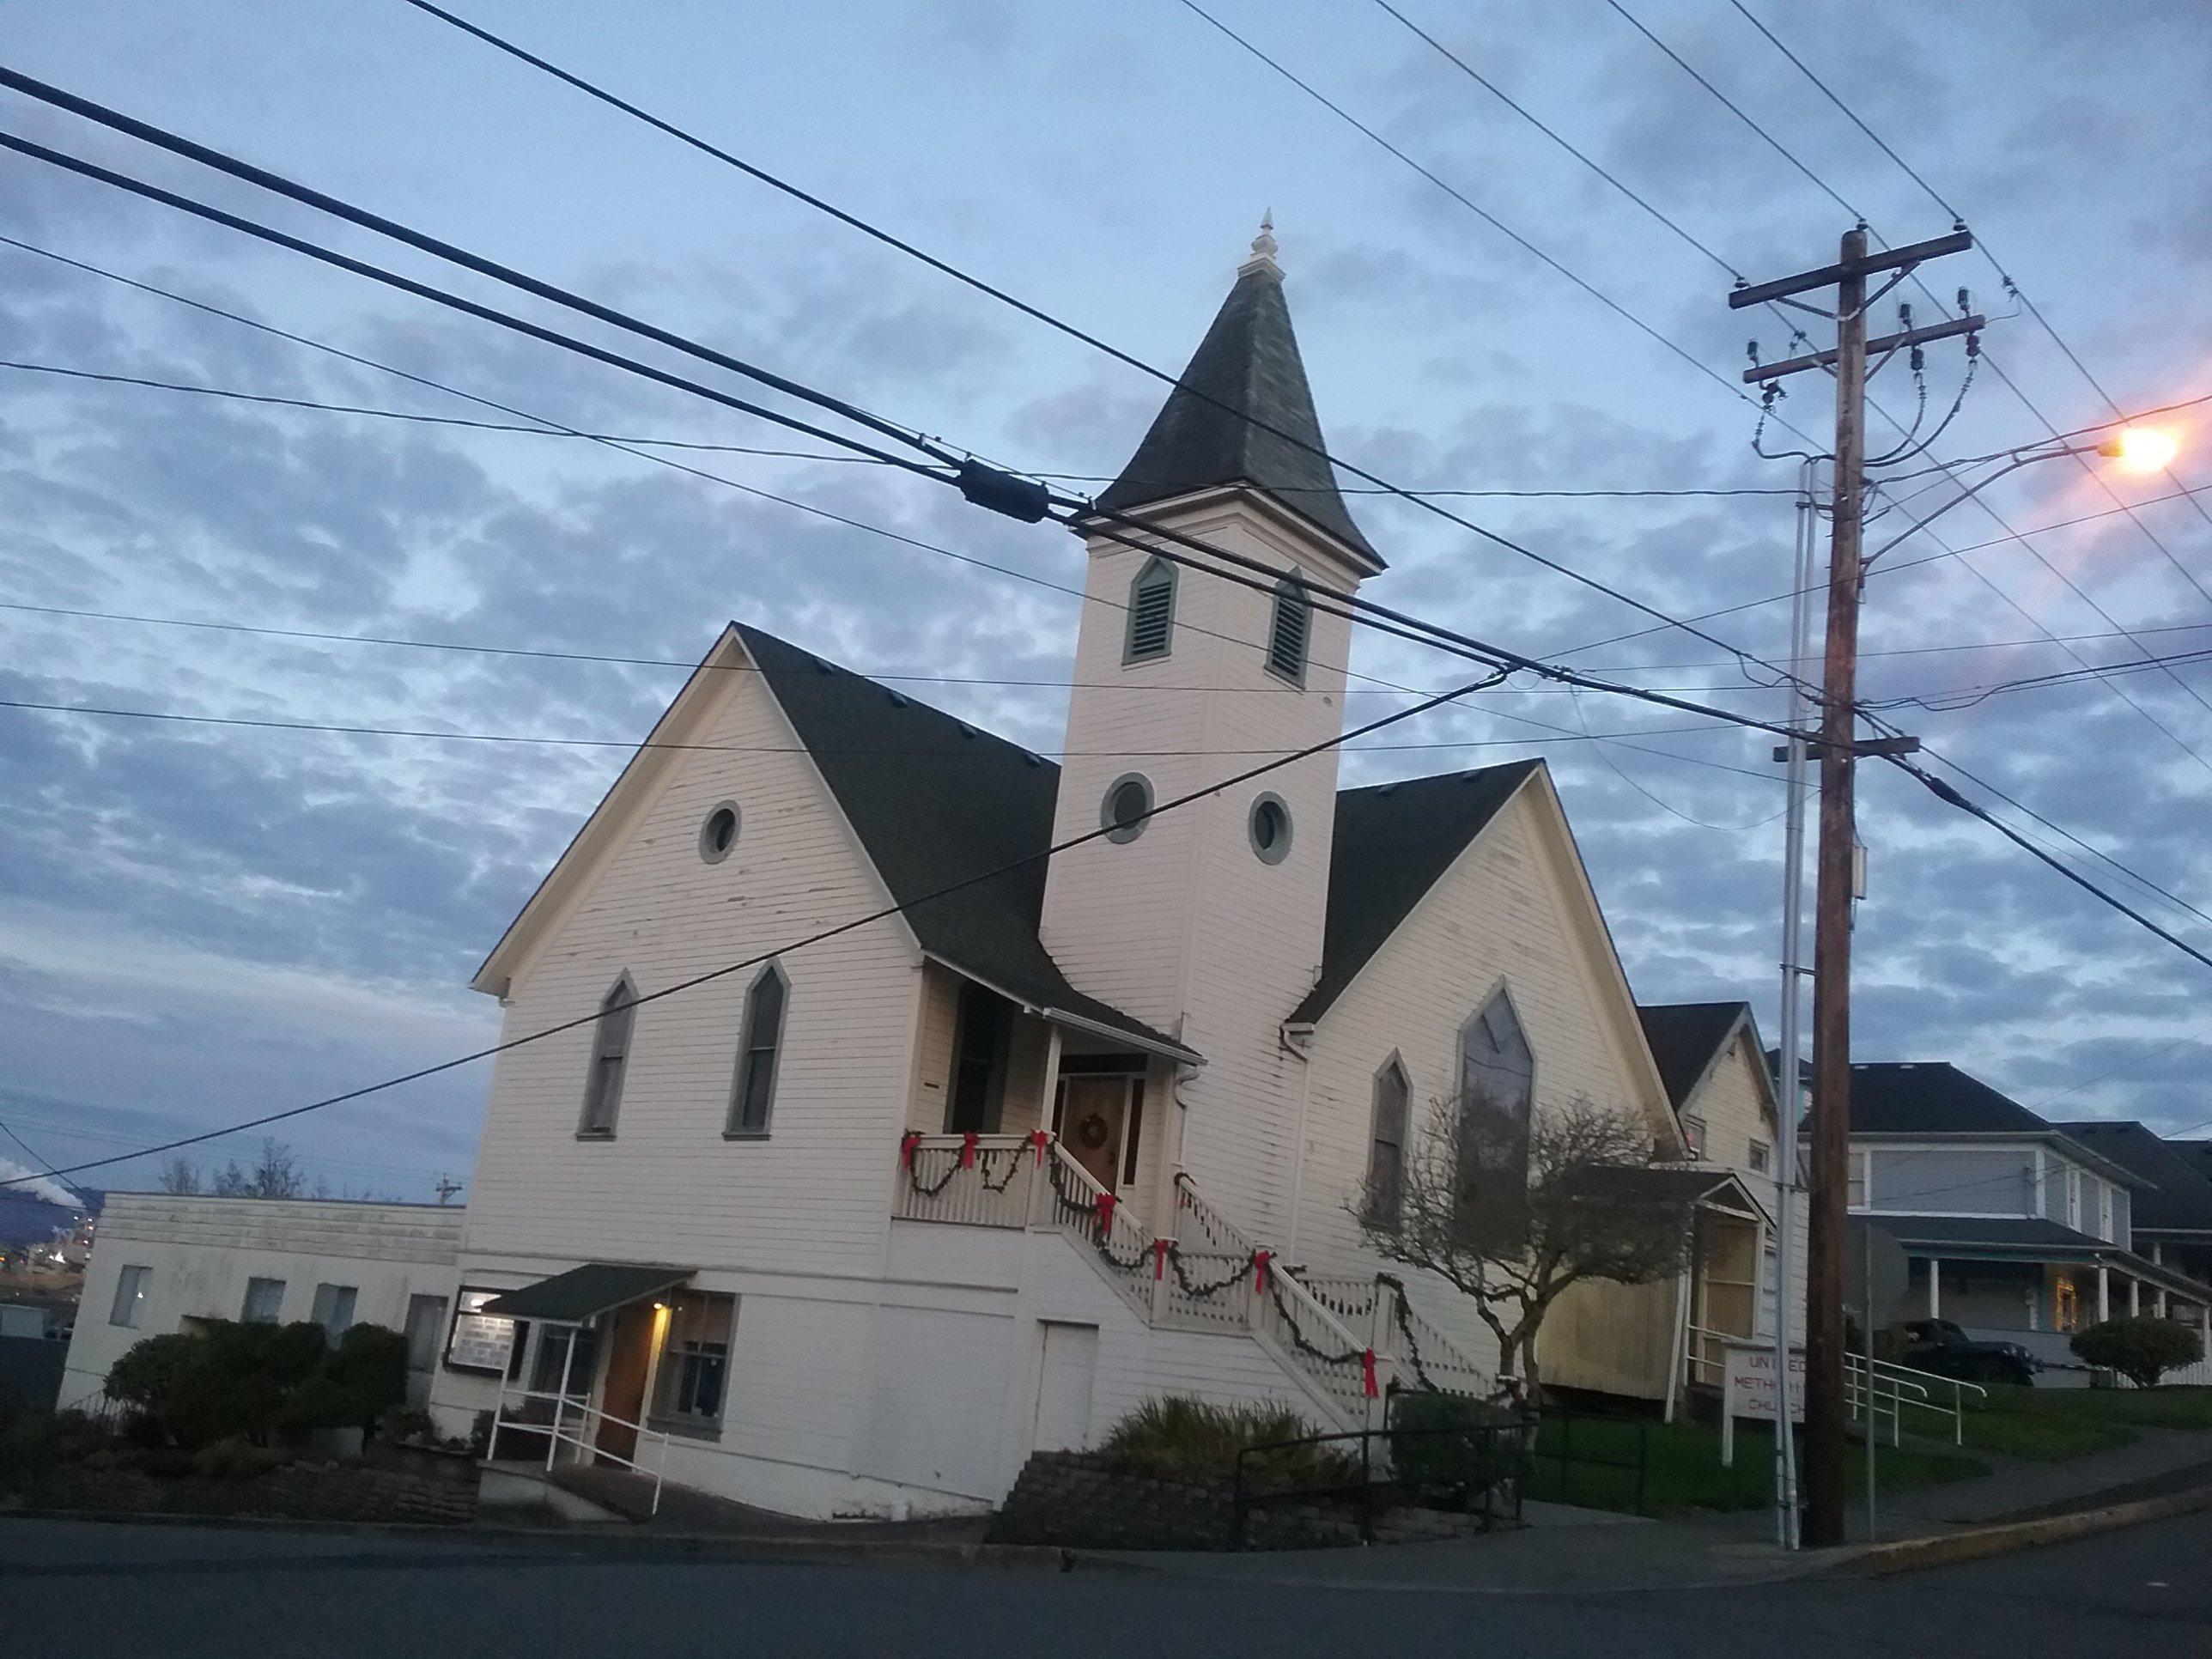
433 1175 465 1206
1733 225 1978 1548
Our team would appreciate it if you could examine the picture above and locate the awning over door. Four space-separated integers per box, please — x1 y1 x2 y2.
477 1262 691 1323
1564 1164 1772 1226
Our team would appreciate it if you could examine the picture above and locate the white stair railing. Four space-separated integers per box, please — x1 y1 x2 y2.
487 1384 672 1516
1037 1140 1158 1320
1255 1266 1383 1429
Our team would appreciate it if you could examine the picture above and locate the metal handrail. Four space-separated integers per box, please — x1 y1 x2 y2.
489 1384 671 1516
1846 1351 1986 1446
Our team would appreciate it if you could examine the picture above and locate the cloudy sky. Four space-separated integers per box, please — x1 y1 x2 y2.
3 0 2208 1201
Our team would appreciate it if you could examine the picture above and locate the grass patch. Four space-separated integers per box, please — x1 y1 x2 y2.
1975 1383 2212 1433
1523 1415 1985 1516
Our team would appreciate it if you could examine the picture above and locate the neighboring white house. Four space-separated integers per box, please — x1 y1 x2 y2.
62 228 1797 1519
62 1194 465 1411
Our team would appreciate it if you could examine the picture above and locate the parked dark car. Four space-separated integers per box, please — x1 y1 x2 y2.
1898 1318 2039 1386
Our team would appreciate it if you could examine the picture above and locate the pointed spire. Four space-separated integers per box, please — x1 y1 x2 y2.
1093 224 1378 566
1240 210 1279 278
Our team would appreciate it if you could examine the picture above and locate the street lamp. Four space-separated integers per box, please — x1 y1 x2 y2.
1863 427 2185 569
2104 426 2179 474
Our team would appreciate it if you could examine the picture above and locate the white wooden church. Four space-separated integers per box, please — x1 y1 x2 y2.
66 228 1799 1521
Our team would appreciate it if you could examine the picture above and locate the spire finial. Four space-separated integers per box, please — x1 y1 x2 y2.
1241 210 1280 277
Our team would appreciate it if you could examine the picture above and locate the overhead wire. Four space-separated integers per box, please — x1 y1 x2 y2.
0 662 1514 1189
1719 2 2212 610
382 1 1809 672
0 125 1867 753
1593 3 2212 774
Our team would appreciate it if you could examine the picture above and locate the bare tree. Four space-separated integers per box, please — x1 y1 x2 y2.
210 1138 307 1200
155 1156 203 1194
1356 1094 1694 1406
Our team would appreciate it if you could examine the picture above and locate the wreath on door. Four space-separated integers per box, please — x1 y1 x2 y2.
1075 1111 1111 1150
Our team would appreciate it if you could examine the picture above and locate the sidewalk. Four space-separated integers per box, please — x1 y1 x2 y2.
1110 1427 2212 1595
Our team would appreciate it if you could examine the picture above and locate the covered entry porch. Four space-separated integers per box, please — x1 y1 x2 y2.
480 1261 732 1510
903 960 1200 1238
1875 1218 2212 1385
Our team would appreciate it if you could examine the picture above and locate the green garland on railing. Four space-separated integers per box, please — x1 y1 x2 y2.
1043 1150 1150 1273
1169 1247 1261 1300
1266 1280 1365 1370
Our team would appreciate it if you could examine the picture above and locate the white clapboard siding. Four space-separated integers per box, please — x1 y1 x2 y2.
1041 498 1364 1243
462 641 921 1283
1284 776 1677 1396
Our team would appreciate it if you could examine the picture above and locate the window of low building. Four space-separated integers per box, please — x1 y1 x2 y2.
1748 1139 1771 1174
109 1265 149 1328
240 1276 286 1324
445 1287 525 1376
404 1294 449 1377
1847 1149 1869 1209
310 1282 358 1341
1681 1117 1707 1159
653 1292 736 1430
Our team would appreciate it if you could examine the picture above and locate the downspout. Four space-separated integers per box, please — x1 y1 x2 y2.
1279 1020 1316 1257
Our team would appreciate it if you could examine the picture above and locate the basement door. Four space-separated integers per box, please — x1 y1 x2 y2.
1030 1322 1099 1453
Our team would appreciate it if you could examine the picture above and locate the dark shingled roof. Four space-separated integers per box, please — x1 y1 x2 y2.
479 1262 690 1322
2054 1120 2212 1232
1289 762 1540 1024
735 623 1184 1055
1637 1002 1752 1110
1846 1062 2055 1135
1864 1214 2108 1252
1092 258 1379 564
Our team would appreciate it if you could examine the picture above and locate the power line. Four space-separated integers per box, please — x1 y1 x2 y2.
389 0 1805 669
1603 0 2212 769
0 662 1510 1189
1176 0 1826 456
14 66 2208 985
1720 3 2212 611
0 693 1756 761
0 246 1806 798
0 125 1850 749
0 356 1802 501
1370 0 1742 278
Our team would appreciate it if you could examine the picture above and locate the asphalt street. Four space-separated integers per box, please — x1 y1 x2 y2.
4 1511 2208 1657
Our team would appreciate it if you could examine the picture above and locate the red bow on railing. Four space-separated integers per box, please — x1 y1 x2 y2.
1029 1129 1049 1166
959 1132 979 1169
1253 1249 1272 1294
1362 1349 1379 1398
1095 1192 1117 1231
899 1132 921 1170
1153 1237 1170 1280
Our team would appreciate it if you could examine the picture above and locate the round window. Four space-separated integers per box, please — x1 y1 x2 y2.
698 801 741 864
1249 793 1292 864
1101 773 1154 843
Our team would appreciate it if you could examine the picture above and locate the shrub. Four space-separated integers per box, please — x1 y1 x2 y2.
1097 1396 1358 1490
103 1319 410 1451
191 1437 291 1480
2071 1317 2205 1389
289 1324 409 1439
1389 1389 1527 1496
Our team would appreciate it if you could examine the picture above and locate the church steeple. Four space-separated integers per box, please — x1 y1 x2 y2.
1094 220 1380 568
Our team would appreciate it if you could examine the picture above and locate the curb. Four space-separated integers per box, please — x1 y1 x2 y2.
1859 1481 2212 1577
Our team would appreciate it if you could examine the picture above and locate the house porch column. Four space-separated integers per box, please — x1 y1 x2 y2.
2130 1277 2141 1318
1927 1257 1941 1320
2096 1265 2110 1323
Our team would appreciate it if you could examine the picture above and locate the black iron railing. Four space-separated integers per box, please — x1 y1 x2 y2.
1228 1415 1537 1548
